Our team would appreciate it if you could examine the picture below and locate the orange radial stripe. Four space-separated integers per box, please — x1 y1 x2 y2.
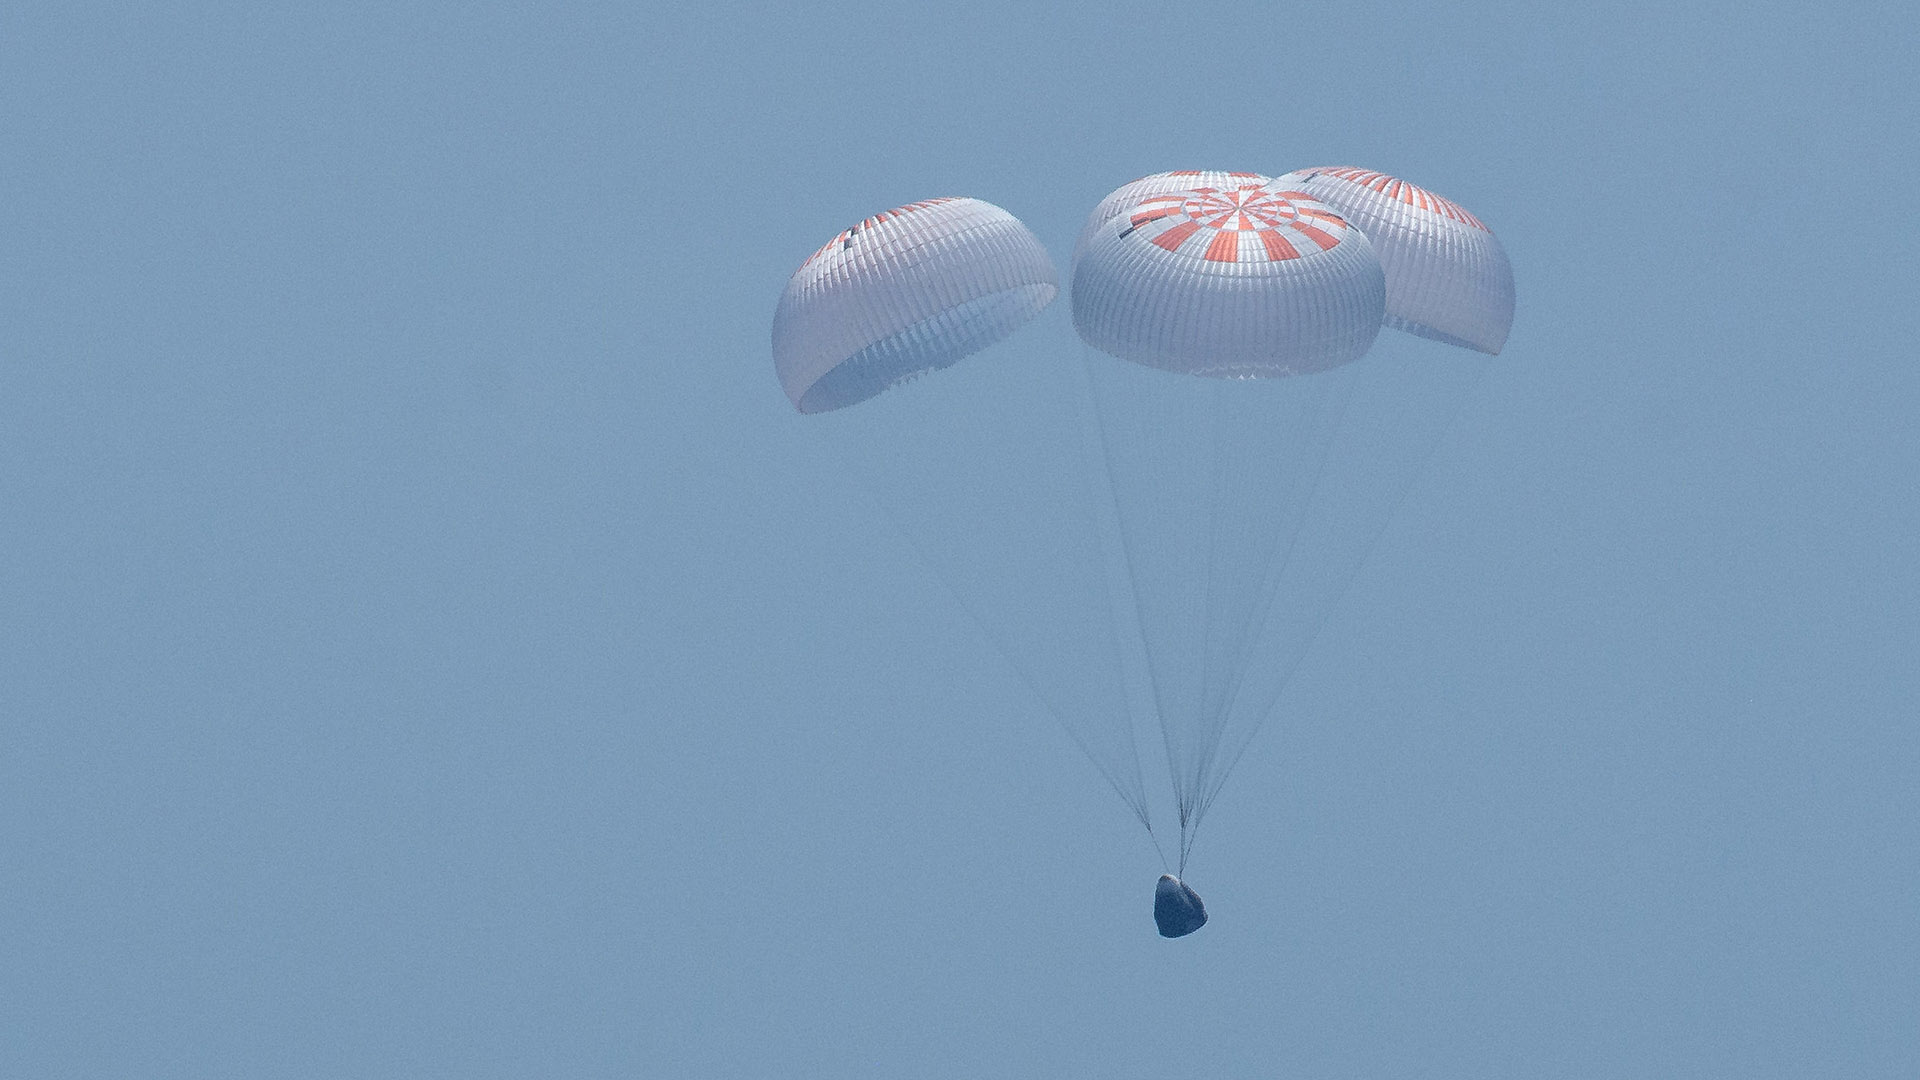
1130 207 1181 226
1204 230 1241 262
1260 230 1300 261
1291 222 1341 250
1298 207 1347 225
1150 220 1204 252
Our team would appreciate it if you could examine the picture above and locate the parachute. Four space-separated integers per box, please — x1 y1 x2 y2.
773 197 1058 413
1278 167 1515 354
775 175 1509 926
1072 177 1385 377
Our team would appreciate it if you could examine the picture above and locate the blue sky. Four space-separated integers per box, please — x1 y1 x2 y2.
5 2 1917 1076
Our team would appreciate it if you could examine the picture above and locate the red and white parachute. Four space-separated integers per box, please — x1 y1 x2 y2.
1072 170 1273 264
1073 175 1385 377
773 173 1510 876
1278 166 1515 354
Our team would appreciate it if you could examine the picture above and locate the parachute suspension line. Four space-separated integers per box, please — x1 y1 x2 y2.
1193 361 1383 825
1219 371 1358 712
1184 369 1360 833
1185 383 1234 845
1213 377 1345 698
1178 811 1206 876
824 433 1156 832
1179 807 1194 875
1173 377 1323 867
1184 380 1230 867
1054 319 1159 836
1192 354 1496 827
1078 342 1189 838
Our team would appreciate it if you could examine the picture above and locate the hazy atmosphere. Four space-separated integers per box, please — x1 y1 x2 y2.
5 2 1917 1076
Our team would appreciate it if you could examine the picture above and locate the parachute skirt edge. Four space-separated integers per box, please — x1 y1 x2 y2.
773 198 1060 414
795 282 1056 413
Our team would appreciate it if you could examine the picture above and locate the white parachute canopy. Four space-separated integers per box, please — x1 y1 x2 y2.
1277 167 1515 354
773 197 1059 413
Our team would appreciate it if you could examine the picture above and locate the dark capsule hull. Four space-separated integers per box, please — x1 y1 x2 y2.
1154 874 1207 938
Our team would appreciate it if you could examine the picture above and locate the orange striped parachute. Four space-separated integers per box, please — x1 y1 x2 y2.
1278 167 1515 354
773 175 1509 901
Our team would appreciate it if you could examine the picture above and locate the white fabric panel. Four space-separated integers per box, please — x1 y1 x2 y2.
1277 167 1514 355
1073 170 1273 266
1072 180 1386 377
772 198 1058 413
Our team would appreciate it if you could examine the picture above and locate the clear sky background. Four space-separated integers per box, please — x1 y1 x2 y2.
5 2 1917 1076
